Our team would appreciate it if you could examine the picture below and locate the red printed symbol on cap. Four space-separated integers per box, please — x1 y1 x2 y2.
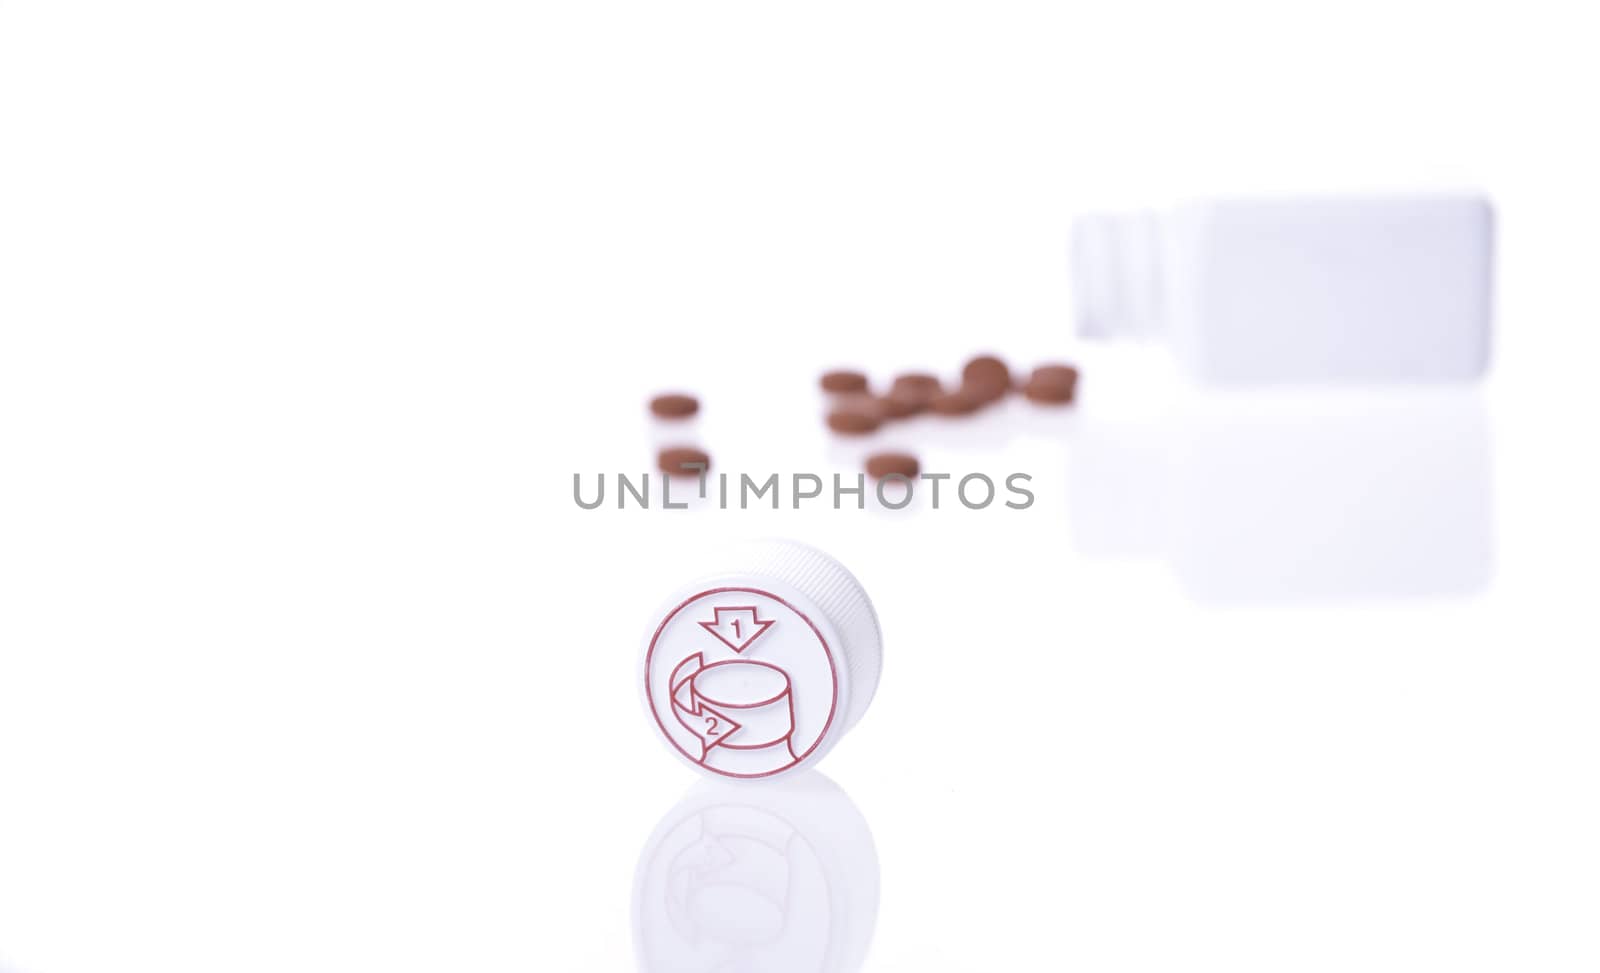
698 606 774 653
645 587 839 780
669 653 799 765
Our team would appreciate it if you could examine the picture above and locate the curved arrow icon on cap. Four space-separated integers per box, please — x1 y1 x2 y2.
671 653 745 756
698 606 774 653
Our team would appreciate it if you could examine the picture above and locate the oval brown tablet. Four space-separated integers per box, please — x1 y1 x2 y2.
929 388 983 416
819 369 870 394
879 383 936 419
876 392 919 420
826 399 883 435
883 374 940 416
649 393 699 419
658 446 711 476
961 354 1012 394
1023 363 1079 404
962 378 1009 405
865 451 919 480
890 372 942 395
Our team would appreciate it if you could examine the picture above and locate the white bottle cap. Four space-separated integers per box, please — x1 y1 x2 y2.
639 539 882 780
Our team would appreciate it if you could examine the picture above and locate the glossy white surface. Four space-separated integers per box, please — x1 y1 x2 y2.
2 2 1598 971
634 773 878 973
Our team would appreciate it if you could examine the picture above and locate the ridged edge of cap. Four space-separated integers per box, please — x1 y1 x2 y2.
712 539 882 732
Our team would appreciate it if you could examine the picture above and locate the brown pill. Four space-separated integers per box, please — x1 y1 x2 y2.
961 354 1012 394
658 446 711 476
877 391 922 420
891 372 942 395
826 398 884 435
1022 364 1079 404
649 393 699 419
962 378 1009 406
820 369 870 394
929 388 984 416
881 374 941 418
865 452 920 480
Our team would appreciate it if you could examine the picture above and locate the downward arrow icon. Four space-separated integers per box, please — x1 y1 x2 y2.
698 606 775 653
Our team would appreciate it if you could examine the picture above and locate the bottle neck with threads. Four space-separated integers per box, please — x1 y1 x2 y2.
1071 209 1167 339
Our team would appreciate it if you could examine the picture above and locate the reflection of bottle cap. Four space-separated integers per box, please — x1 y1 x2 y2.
633 771 880 973
640 540 882 780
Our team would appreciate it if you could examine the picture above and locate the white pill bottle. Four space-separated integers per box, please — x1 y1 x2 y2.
1072 193 1494 383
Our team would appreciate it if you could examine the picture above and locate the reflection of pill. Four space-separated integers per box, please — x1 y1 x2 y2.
820 370 870 394
1023 364 1079 404
641 539 883 781
961 354 1012 394
649 393 699 418
865 452 919 480
658 447 711 476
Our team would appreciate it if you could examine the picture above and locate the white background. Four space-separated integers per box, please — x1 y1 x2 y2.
2 2 1598 971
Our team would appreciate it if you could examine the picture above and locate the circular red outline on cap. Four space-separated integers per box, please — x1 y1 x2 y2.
644 586 840 780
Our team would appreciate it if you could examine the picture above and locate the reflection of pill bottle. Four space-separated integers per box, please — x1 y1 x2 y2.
1071 193 1494 384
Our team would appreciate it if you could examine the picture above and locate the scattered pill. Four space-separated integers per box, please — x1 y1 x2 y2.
820 369 870 394
826 397 884 435
929 387 984 416
1022 364 1079 404
878 387 928 419
881 374 940 418
865 452 919 480
961 355 1012 394
643 356 1082 477
658 446 711 476
649 393 700 419
963 379 1008 406
891 372 942 395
